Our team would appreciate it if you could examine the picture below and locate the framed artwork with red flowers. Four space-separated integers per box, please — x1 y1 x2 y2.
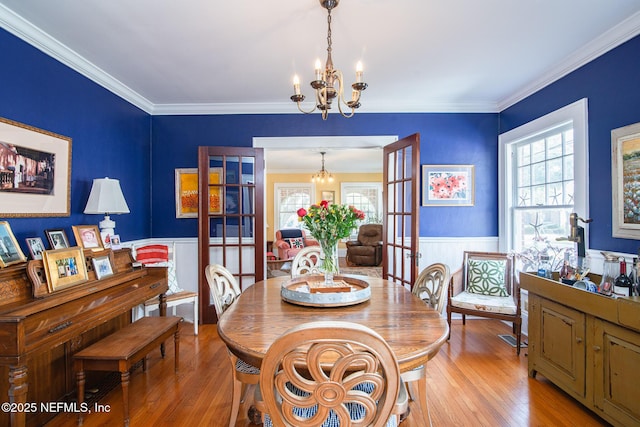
422 164 474 206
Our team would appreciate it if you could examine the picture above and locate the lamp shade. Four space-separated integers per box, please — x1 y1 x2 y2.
83 177 130 215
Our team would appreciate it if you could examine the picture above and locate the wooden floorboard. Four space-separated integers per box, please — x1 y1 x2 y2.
46 318 610 427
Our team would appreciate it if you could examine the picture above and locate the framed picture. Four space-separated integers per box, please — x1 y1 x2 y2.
42 246 88 292
321 190 335 204
92 255 114 280
175 168 223 218
25 237 46 260
0 221 27 267
422 165 475 206
612 121 640 239
45 229 70 250
72 225 104 250
0 117 72 217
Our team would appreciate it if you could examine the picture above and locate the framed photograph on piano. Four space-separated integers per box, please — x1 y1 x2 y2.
42 246 88 292
92 255 113 280
0 221 27 268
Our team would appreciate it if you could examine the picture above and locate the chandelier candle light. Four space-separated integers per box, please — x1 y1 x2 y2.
297 200 365 285
290 0 368 120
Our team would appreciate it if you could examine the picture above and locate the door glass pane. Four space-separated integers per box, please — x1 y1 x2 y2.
386 151 395 180
226 156 240 185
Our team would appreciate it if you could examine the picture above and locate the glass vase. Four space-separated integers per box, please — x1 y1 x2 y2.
320 240 340 285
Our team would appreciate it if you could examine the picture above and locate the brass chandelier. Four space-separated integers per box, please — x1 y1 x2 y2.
311 152 334 183
290 0 368 120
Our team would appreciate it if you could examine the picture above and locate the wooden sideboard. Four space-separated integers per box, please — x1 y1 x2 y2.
521 272 640 427
0 248 168 427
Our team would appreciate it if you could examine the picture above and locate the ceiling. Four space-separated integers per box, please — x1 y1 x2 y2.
1 1 640 172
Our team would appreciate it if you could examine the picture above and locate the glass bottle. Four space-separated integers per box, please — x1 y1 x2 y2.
537 255 552 279
614 258 633 297
599 252 618 296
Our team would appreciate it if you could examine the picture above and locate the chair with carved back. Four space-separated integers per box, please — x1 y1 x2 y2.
290 246 323 277
412 263 450 315
204 264 260 427
256 321 407 427
400 263 450 426
447 251 522 355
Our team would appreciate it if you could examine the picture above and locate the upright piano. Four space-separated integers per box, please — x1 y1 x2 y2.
0 248 168 427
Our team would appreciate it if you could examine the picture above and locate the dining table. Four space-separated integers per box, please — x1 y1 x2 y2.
217 274 450 375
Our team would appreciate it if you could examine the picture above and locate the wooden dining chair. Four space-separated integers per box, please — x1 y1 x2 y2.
401 263 451 426
204 264 260 427
290 246 322 277
257 321 407 427
412 263 450 315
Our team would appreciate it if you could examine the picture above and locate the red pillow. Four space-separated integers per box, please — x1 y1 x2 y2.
136 244 169 265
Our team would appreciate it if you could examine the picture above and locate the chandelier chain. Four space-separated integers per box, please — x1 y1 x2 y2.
326 8 332 61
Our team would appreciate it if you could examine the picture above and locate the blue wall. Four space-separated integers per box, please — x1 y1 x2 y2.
5 23 639 256
150 113 499 238
500 34 640 254
0 28 151 249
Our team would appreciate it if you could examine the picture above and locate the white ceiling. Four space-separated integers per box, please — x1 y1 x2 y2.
1 0 640 172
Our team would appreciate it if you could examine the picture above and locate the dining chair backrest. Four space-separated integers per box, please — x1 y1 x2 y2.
412 263 450 314
205 264 241 317
290 246 323 277
259 321 401 427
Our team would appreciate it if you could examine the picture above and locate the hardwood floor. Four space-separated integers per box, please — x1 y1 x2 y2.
46 318 610 427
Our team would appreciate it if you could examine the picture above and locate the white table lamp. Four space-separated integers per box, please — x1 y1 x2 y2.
83 177 130 236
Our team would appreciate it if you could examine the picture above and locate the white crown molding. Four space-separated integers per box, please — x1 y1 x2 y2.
150 100 499 115
0 4 155 114
2 2 638 116
498 11 640 111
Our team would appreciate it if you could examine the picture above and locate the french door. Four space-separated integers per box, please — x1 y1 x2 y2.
197 146 264 324
383 134 420 288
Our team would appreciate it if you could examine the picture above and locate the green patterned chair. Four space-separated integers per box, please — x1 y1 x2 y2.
447 251 522 355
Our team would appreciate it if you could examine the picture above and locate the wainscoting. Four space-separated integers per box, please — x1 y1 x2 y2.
123 236 501 325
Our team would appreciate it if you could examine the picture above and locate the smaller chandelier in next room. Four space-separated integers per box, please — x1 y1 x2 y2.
311 152 334 183
290 0 368 120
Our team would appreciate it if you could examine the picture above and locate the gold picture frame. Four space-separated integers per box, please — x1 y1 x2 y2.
0 117 72 217
175 168 223 218
72 225 104 250
612 121 640 239
321 190 335 204
0 221 27 267
42 246 88 292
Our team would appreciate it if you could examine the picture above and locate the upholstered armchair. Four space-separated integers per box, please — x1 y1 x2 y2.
447 251 522 355
345 224 383 266
273 229 319 260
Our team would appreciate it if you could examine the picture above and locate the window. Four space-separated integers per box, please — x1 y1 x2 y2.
499 99 588 261
341 182 383 237
274 183 314 230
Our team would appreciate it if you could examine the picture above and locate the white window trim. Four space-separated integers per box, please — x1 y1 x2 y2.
274 182 315 230
498 98 589 252
339 182 383 211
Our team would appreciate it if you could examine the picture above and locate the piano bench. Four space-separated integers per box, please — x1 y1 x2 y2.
144 290 198 335
73 316 182 427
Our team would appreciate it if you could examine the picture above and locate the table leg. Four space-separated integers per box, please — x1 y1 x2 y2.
121 371 130 427
76 368 85 426
174 328 180 372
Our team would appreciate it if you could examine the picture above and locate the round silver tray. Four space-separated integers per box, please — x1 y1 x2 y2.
280 274 371 307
